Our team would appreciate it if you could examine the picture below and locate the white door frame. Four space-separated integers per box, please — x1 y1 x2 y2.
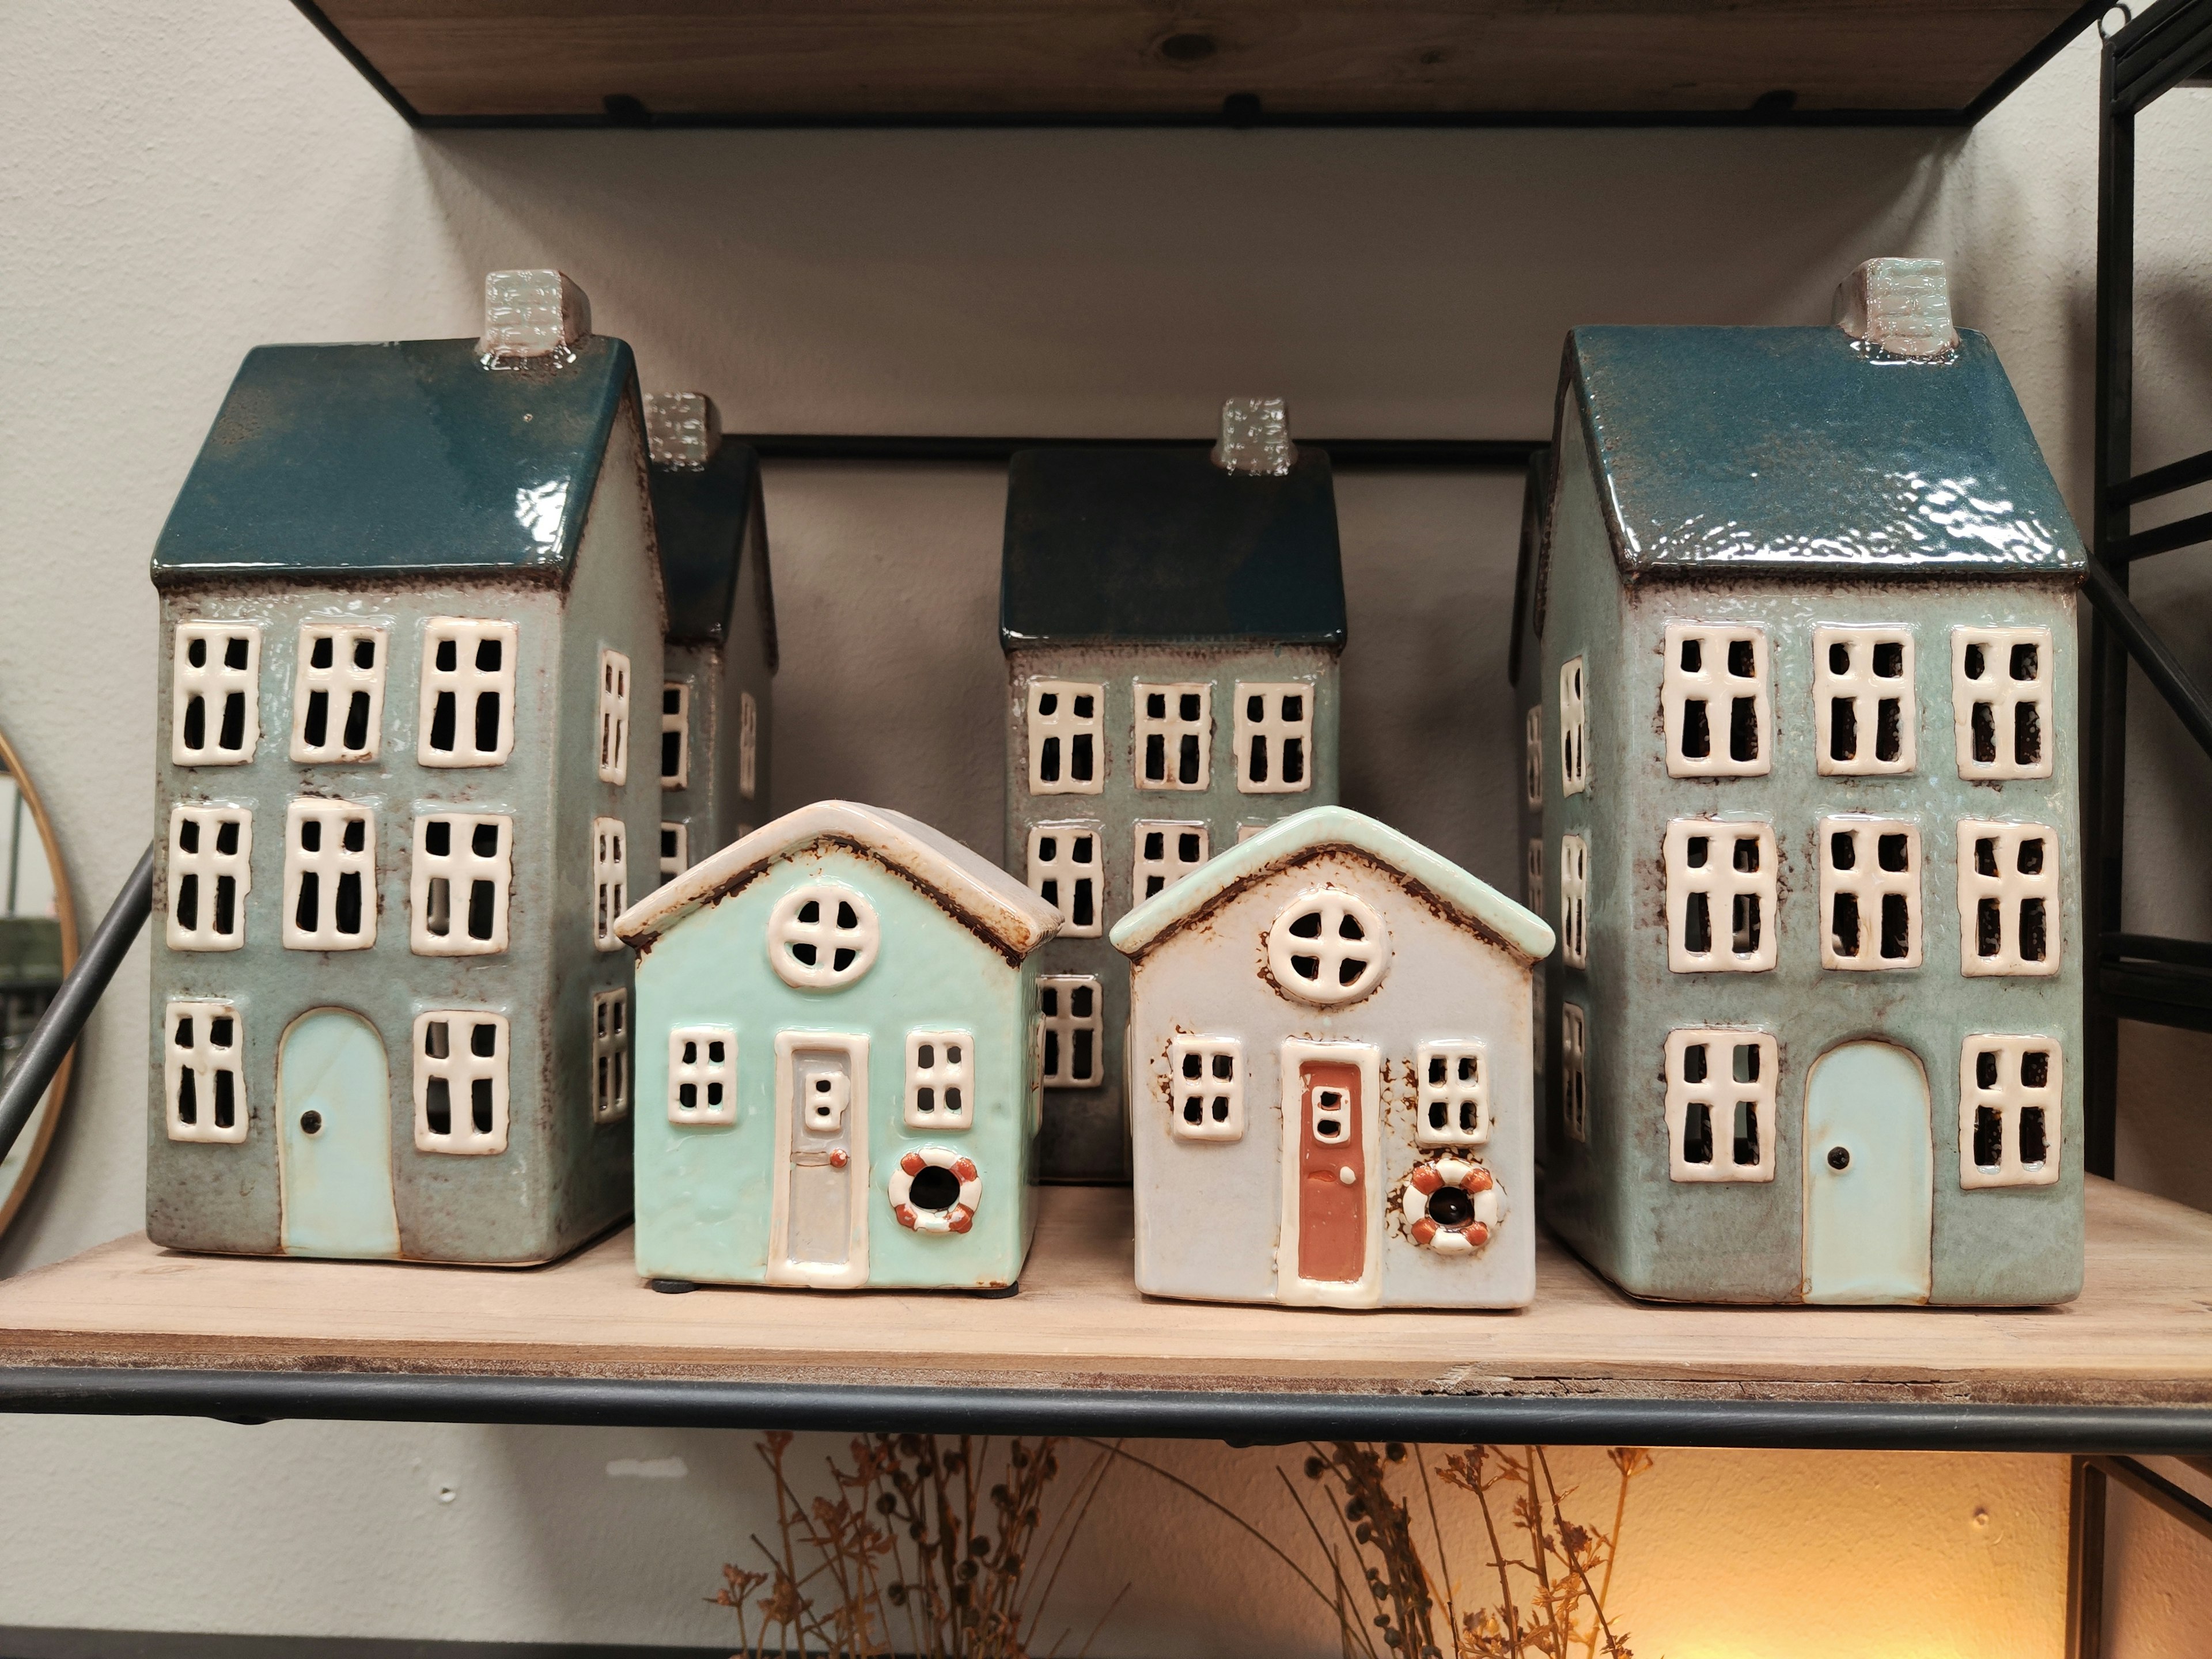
768 1030 870 1288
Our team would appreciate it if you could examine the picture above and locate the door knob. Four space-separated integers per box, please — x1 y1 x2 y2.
1827 1145 1850 1171
300 1110 323 1135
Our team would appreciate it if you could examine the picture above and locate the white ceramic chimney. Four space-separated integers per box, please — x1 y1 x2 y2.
643 392 721 471
1213 397 1297 476
477 269 592 363
1834 257 1959 361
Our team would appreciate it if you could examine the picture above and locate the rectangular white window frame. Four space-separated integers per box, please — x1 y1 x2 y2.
1819 815 1921 970
738 689 759 800
1133 820 1209 903
592 988 631 1123
1027 822 1102 937
1958 820 2061 976
1559 832 1589 968
1663 622 1771 778
165 805 252 952
1234 681 1314 794
1237 823 1269 843
1665 818 1778 974
1561 1003 1589 1143
409 813 512 956
1414 1039 1489 1147
412 1009 510 1155
1524 705 1544 809
669 1025 737 1126
1168 1035 1243 1141
1135 681 1211 790
290 624 387 764
1525 837 1544 917
1814 626 1915 776
660 681 691 790
418 618 517 768
1953 626 2054 781
1665 1029 1777 1183
164 999 247 1143
1027 680 1104 794
1960 1034 2062 1188
1559 656 1588 796
171 622 262 766
1039 975 1103 1088
658 820 688 880
282 798 376 951
597 649 630 785
905 1030 974 1130
593 817 628 950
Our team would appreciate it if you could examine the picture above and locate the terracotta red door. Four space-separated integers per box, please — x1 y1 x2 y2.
1296 1059 1366 1283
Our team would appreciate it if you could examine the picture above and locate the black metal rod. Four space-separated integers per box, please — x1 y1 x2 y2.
2068 1457 2108 1659
2082 559 2212 759
2113 445 2212 505
0 843 155 1168
737 434 1546 468
2112 0 2212 110
2089 1453 2212 1541
2115 506 2212 560
2104 931 2212 968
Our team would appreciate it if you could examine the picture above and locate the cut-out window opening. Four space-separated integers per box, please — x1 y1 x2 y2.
1561 1003 1589 1143
597 650 631 785
1559 833 1589 969
290 625 386 764
1665 819 1778 974
412 1009 510 1154
1135 681 1212 791
658 820 689 881
1957 820 2062 976
660 680 690 791
1526 838 1545 916
418 618 517 768
1236 823 1270 843
282 798 376 952
1027 822 1103 937
668 1025 737 1126
767 882 881 989
906 1030 975 1130
1953 626 2054 781
164 1000 247 1143
1524 705 1544 809
1665 1029 1777 1183
1168 1035 1244 1141
591 989 631 1123
593 818 627 950
1819 816 1921 971
1960 1034 2061 1188
1038 975 1103 1088
1134 821 1209 902
165 805 252 952
171 622 262 767
738 690 759 800
1414 1039 1489 1147
409 813 512 956
1027 680 1104 795
1559 657 1588 796
1267 889 1390 1006
1234 681 1315 795
1815 626 1915 777
1663 622 1771 779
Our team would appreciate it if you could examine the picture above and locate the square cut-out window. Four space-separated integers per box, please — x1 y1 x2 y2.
1819 816 1921 970
660 680 690 791
1038 975 1103 1088
597 650 631 785
1959 1034 2061 1188
1027 821 1103 937
669 1025 736 1126
1665 1029 1777 1183
738 690 759 800
291 625 386 764
1234 682 1315 795
1027 680 1104 795
593 818 628 951
1133 820 1209 903
1664 623 1771 778
1815 626 1915 777
906 1029 975 1130
1135 681 1212 790
1561 1004 1589 1142
164 999 247 1143
171 623 262 766
658 820 689 881
1524 705 1544 809
410 813 512 956
1526 836 1545 917
1957 820 2061 977
282 798 376 951
1414 1039 1488 1147
1167 1035 1244 1141
413 1009 510 1154
592 989 631 1123
1559 834 1589 968
166 805 253 952
1559 657 1588 796
418 619 517 767
1665 819 1778 974
1953 626 2054 781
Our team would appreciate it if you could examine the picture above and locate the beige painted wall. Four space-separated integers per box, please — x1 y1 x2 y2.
1 1 2209 1650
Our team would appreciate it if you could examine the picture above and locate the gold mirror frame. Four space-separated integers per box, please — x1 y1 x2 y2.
0 725 78 1238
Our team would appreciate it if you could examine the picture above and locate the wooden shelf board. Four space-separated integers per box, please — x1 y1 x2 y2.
0 1179 2206 1409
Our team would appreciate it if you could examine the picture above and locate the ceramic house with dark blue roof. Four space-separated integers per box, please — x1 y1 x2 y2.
1000 400 1347 1183
643 392 777 880
1529 260 2087 1306
145 271 662 1266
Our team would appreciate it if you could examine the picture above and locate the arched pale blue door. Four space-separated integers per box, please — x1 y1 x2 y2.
1803 1040 1932 1304
277 1009 400 1259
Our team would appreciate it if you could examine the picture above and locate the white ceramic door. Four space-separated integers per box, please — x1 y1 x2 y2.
276 1007 400 1259
770 1035 869 1287
1804 1040 1933 1304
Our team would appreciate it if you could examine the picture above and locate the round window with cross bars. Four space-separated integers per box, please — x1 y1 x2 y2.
1266 888 1390 1005
767 882 880 989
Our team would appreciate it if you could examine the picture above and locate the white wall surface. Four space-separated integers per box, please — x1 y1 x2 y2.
2 1 2210 1650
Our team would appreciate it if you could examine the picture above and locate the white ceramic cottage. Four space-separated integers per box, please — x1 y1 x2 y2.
1109 807 1554 1309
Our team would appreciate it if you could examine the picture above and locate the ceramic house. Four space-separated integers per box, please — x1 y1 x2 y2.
1109 806 1553 1309
1509 450 1554 1162
145 271 662 1266
614 800 1061 1291
643 392 777 881
1528 259 2087 1305
1001 399 1347 1184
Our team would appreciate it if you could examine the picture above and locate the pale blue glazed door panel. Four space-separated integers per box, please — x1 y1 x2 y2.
1804 1040 1932 1304
278 1009 401 1259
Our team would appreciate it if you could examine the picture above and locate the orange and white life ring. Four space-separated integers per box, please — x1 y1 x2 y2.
1402 1157 1502 1254
890 1147 981 1235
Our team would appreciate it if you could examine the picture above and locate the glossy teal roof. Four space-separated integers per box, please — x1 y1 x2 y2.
151 335 637 585
1565 326 2085 577
650 439 772 653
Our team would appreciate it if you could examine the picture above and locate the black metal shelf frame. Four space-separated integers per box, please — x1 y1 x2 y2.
2085 0 2212 1176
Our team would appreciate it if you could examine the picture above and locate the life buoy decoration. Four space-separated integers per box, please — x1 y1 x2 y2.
1402 1158 1503 1254
890 1148 981 1235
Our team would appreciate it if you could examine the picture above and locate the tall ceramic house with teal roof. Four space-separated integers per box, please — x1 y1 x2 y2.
1529 260 2087 1306
643 392 777 881
1001 400 1347 1185
615 801 1061 1291
145 271 662 1266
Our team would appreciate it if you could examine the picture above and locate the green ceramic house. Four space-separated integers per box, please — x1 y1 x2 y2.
999 400 1347 1183
145 271 662 1265
1528 260 2087 1306
615 800 1062 1290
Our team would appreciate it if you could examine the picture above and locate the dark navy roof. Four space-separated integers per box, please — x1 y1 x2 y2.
1000 446 1346 647
151 335 636 585
651 439 770 650
1565 326 2085 577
